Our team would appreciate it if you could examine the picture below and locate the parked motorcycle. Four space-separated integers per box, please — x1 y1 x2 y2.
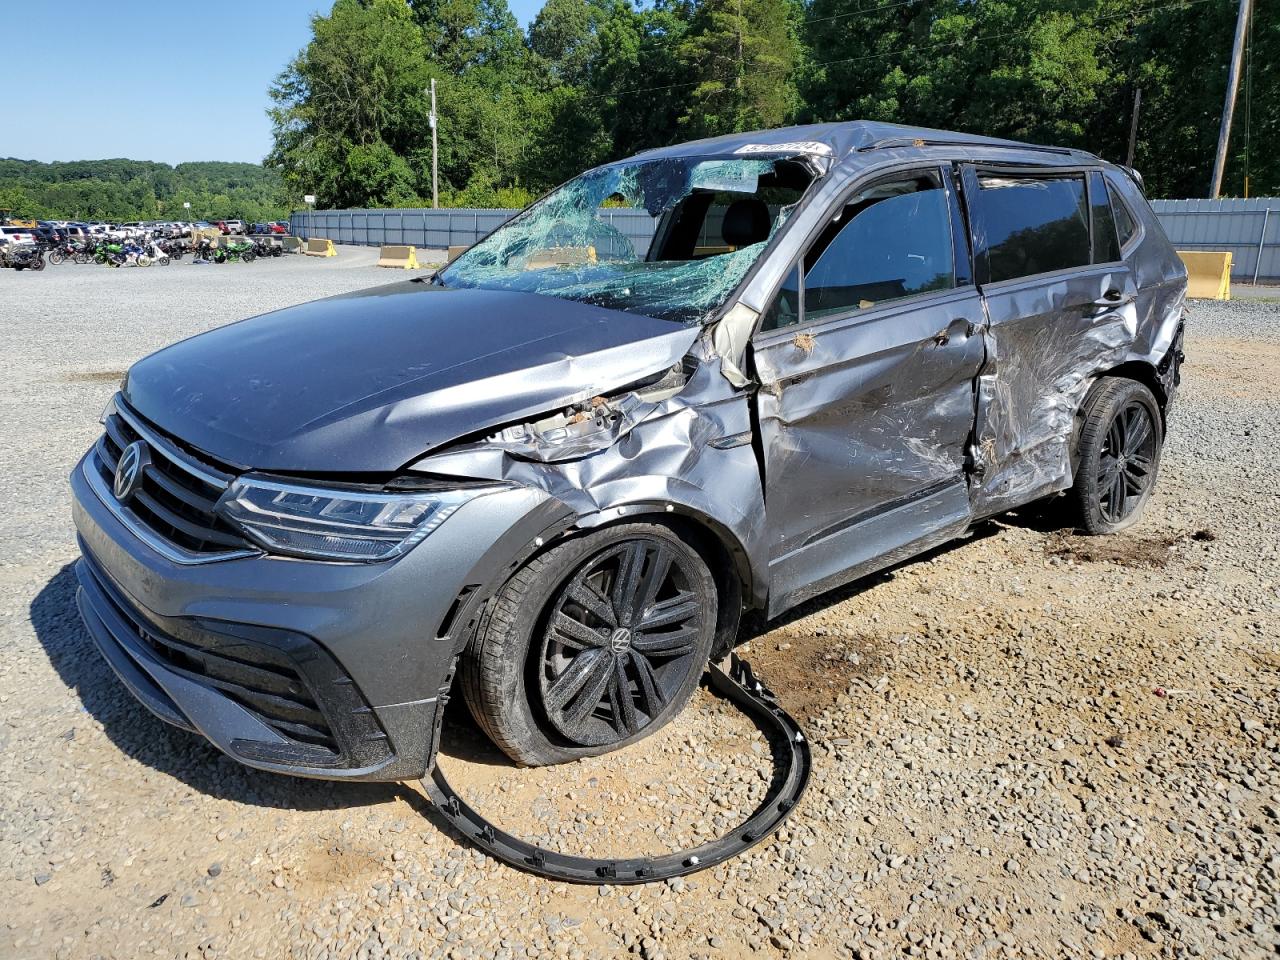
215 238 256 264
2 244 46 271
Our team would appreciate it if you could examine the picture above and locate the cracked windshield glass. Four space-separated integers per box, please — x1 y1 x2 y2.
440 156 815 324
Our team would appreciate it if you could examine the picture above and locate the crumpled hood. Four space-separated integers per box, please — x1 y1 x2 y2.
123 281 699 472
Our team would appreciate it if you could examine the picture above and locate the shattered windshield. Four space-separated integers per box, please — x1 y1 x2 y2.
439 156 815 324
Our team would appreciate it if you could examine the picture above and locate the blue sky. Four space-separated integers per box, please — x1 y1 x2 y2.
5 0 545 166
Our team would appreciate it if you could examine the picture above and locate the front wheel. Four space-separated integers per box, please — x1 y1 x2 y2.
461 523 718 767
1069 377 1163 534
242 251 255 263
29 256 45 271
49 251 65 265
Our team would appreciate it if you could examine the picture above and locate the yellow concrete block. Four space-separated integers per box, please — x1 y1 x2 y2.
377 245 420 269
1177 250 1231 300
304 237 337 257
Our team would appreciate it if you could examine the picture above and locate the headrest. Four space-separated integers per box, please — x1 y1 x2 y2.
721 198 771 248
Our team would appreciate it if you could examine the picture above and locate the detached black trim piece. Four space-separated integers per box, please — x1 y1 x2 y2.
424 653 810 884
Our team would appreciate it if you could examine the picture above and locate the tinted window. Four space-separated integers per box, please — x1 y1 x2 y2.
801 174 954 321
1108 180 1138 249
1089 171 1121 263
977 174 1090 282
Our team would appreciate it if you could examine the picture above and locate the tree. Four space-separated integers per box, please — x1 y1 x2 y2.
677 0 799 139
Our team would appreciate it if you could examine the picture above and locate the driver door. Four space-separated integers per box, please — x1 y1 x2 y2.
751 166 986 615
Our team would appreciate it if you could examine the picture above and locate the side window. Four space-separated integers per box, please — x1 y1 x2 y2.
1107 180 1138 249
803 172 954 322
976 173 1090 282
1089 171 1121 263
763 262 801 330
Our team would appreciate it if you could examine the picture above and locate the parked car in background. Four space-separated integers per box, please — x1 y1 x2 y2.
70 121 1186 784
225 219 246 235
0 226 38 246
268 221 289 234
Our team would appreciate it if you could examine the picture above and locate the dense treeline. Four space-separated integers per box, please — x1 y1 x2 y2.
268 0 1276 208
0 159 290 222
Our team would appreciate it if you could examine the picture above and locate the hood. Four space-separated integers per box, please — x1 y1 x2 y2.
123 282 699 473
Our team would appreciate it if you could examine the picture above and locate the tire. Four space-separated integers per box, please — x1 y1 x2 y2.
49 251 65 265
137 255 151 267
158 256 170 266
242 252 255 263
30 256 45 271
461 523 718 767
1068 377 1163 535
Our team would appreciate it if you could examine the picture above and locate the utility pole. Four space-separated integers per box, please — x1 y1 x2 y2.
429 79 439 210
1126 87 1141 169
1210 0 1251 198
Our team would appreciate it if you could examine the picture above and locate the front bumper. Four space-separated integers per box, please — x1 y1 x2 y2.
70 451 563 781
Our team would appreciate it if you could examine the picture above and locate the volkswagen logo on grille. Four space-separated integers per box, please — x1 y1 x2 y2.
113 440 149 502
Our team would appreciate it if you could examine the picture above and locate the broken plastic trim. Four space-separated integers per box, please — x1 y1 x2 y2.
425 653 811 883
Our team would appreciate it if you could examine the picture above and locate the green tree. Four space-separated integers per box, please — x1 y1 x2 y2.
677 0 799 138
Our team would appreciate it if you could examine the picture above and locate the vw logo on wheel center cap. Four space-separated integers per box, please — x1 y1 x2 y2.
113 440 149 502
609 627 633 654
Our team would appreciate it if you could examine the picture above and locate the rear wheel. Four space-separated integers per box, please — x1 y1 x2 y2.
461 523 718 767
49 251 65 265
1069 377 1163 534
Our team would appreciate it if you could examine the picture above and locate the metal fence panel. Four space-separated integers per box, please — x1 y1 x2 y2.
290 198 1280 282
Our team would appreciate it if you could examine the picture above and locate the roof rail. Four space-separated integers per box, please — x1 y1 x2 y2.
857 136 1079 157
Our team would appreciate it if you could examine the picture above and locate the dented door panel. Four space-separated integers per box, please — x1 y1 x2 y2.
753 286 985 614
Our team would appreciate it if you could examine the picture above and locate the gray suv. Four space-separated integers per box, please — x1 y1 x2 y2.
71 122 1186 779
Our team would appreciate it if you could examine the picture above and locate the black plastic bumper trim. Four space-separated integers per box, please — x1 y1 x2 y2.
424 653 810 884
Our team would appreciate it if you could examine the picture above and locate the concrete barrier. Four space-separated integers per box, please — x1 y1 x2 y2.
305 237 337 258
378 245 420 269
447 244 470 263
1178 250 1232 300
282 236 305 253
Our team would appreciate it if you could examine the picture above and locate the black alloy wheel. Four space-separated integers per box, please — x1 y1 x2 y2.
1097 399 1157 525
538 537 706 747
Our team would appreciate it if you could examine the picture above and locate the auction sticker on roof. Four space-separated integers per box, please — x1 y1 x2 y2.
734 141 834 156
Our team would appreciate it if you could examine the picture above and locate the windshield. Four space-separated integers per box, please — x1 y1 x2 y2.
440 155 815 324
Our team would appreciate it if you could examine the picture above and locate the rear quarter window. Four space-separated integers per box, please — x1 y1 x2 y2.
976 173 1090 282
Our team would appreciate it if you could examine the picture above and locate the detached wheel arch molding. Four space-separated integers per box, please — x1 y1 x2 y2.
459 520 721 767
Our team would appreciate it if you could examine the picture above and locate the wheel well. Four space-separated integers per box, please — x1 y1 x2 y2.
1097 361 1167 417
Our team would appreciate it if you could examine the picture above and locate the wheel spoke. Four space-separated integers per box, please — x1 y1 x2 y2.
633 625 698 657
544 648 605 713
549 611 607 650
637 592 700 631
611 657 639 735
610 541 647 624
562 652 615 728
632 544 672 622
631 652 667 716
566 575 616 628
1110 470 1126 518
1125 410 1152 455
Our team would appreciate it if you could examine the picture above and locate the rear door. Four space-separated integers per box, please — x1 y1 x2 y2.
752 165 986 615
960 165 1134 516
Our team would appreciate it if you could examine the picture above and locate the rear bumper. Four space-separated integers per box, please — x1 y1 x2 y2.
70 449 565 781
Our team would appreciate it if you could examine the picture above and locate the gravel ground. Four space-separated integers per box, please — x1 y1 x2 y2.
0 252 1276 960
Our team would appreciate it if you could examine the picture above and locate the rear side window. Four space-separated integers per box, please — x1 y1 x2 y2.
976 174 1090 282
1089 171 1121 263
1108 181 1138 249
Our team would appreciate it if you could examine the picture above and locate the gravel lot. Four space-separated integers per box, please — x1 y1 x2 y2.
1 250 1276 960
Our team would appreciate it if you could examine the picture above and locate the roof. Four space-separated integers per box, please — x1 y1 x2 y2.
631 121 1095 166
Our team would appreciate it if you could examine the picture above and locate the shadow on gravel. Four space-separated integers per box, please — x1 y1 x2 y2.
30 564 403 811
740 519 1005 639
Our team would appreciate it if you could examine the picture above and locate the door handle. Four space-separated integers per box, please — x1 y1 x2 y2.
932 318 976 347
1090 289 1134 310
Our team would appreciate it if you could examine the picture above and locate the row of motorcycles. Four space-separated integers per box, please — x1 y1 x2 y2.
2 235 286 271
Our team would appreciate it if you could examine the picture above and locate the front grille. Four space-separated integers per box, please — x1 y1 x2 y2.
93 404 248 555
79 554 392 768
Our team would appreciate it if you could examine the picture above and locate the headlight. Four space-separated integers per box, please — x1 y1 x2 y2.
217 476 503 561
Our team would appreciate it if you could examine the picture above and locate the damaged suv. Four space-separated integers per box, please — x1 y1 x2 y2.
72 122 1186 778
